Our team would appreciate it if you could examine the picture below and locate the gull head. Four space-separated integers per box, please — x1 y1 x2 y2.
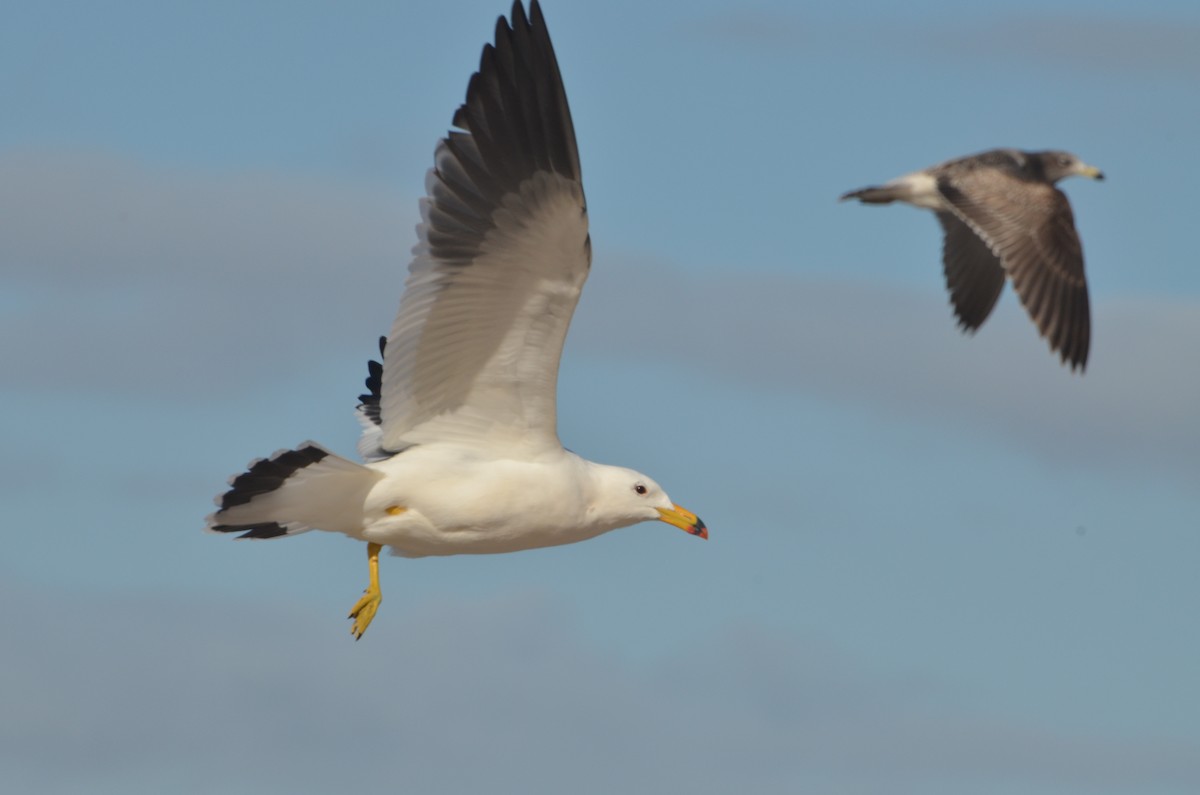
588 464 708 539
1037 150 1104 183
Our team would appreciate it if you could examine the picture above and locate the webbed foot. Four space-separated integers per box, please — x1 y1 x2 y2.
347 542 383 640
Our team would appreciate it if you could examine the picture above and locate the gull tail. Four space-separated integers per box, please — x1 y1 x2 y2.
839 185 902 204
207 443 382 539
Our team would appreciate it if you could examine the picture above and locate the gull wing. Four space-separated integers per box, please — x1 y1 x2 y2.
935 211 1006 333
368 1 589 457
937 169 1090 370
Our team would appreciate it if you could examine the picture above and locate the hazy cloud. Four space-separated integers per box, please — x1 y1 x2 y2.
685 9 1200 77
4 150 1195 478
573 260 1200 482
3 582 1197 795
0 149 413 397
0 149 409 285
683 9 809 53
927 15 1200 76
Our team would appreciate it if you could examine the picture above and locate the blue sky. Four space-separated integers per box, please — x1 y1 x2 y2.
3 1 1199 793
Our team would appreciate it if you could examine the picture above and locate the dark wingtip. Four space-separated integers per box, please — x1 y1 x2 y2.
357 336 386 426
511 0 530 29
218 445 329 511
210 521 293 540
427 0 581 264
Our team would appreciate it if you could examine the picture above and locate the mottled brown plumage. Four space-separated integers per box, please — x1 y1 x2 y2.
841 148 1104 371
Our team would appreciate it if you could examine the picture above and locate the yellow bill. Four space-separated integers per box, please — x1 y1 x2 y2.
656 504 708 539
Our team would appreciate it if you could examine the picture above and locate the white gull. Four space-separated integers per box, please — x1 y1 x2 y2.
207 0 707 639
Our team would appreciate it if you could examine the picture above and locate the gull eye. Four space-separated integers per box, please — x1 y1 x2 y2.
1058 155 1072 167
634 483 648 496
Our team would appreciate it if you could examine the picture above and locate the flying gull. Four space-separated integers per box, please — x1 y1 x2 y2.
840 148 1104 371
207 0 707 639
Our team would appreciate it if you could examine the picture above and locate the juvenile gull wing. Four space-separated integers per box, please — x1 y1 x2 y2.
935 211 1006 332
376 1 589 455
937 168 1090 370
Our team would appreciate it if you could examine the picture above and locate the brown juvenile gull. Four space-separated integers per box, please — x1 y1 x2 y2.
840 148 1104 371
206 0 707 640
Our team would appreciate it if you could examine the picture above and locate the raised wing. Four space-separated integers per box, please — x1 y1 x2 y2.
371 0 589 457
937 170 1090 370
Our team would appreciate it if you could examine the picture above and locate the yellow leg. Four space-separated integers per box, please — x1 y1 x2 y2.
347 542 383 640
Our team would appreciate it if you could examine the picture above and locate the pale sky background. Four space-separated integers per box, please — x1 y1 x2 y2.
3 1 1199 793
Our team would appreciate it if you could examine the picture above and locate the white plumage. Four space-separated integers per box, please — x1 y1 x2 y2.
208 0 706 638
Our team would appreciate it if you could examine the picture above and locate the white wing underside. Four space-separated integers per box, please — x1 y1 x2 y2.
377 168 589 455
